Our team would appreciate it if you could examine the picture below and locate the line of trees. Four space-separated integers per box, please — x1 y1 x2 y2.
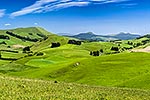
68 40 82 45
37 33 48 40
6 31 39 42
0 50 18 53
0 35 10 40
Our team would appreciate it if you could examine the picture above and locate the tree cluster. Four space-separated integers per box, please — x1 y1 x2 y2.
68 40 81 45
51 42 60 48
127 41 133 45
90 49 103 56
142 39 150 45
23 46 31 53
37 33 48 40
0 35 10 40
90 51 100 56
111 47 119 51
136 34 150 39
36 52 44 56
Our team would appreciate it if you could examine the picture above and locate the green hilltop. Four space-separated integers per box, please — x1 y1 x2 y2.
0 27 51 46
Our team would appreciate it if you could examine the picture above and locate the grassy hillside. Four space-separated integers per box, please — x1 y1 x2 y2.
0 27 51 47
1 45 150 90
31 34 69 52
113 37 150 49
1 32 150 90
1 27 150 99
0 42 119 77
47 52 150 90
0 27 70 60
0 75 150 100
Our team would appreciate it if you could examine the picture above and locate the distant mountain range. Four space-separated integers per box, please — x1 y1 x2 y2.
65 32 141 41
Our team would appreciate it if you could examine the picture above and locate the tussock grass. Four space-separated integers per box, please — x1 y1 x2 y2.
0 75 150 100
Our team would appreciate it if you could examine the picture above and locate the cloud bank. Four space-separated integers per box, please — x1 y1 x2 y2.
0 9 5 17
10 0 131 17
4 23 11 26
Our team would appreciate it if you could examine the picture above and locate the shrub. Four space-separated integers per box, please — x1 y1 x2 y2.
28 33 33 35
127 41 133 45
23 46 30 53
0 35 10 40
0 41 7 45
51 42 60 48
111 47 119 51
100 49 103 53
36 52 44 56
90 51 99 56
90 51 93 55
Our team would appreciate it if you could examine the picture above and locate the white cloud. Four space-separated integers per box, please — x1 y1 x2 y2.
35 1 90 13
118 3 137 6
103 0 130 3
34 23 38 25
0 9 5 18
4 23 11 26
10 0 131 17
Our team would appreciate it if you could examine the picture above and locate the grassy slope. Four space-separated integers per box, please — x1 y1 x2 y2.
6 42 117 78
31 34 69 52
0 27 52 46
119 37 150 49
2 41 150 90
9 52 150 90
1 27 150 98
0 75 150 100
0 27 69 60
48 52 150 90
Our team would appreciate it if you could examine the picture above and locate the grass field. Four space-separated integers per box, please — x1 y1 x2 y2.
2 46 150 90
1 75 150 100
1 27 150 99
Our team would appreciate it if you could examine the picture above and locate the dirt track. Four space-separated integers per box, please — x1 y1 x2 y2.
12 44 25 49
131 46 150 52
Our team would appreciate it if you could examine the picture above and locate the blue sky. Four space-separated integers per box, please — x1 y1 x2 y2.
0 0 150 35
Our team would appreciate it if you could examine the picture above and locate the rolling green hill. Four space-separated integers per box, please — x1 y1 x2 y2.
1 27 150 99
5 51 150 90
0 27 51 47
0 27 70 61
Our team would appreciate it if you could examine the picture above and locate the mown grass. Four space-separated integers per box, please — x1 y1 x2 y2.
0 75 150 100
